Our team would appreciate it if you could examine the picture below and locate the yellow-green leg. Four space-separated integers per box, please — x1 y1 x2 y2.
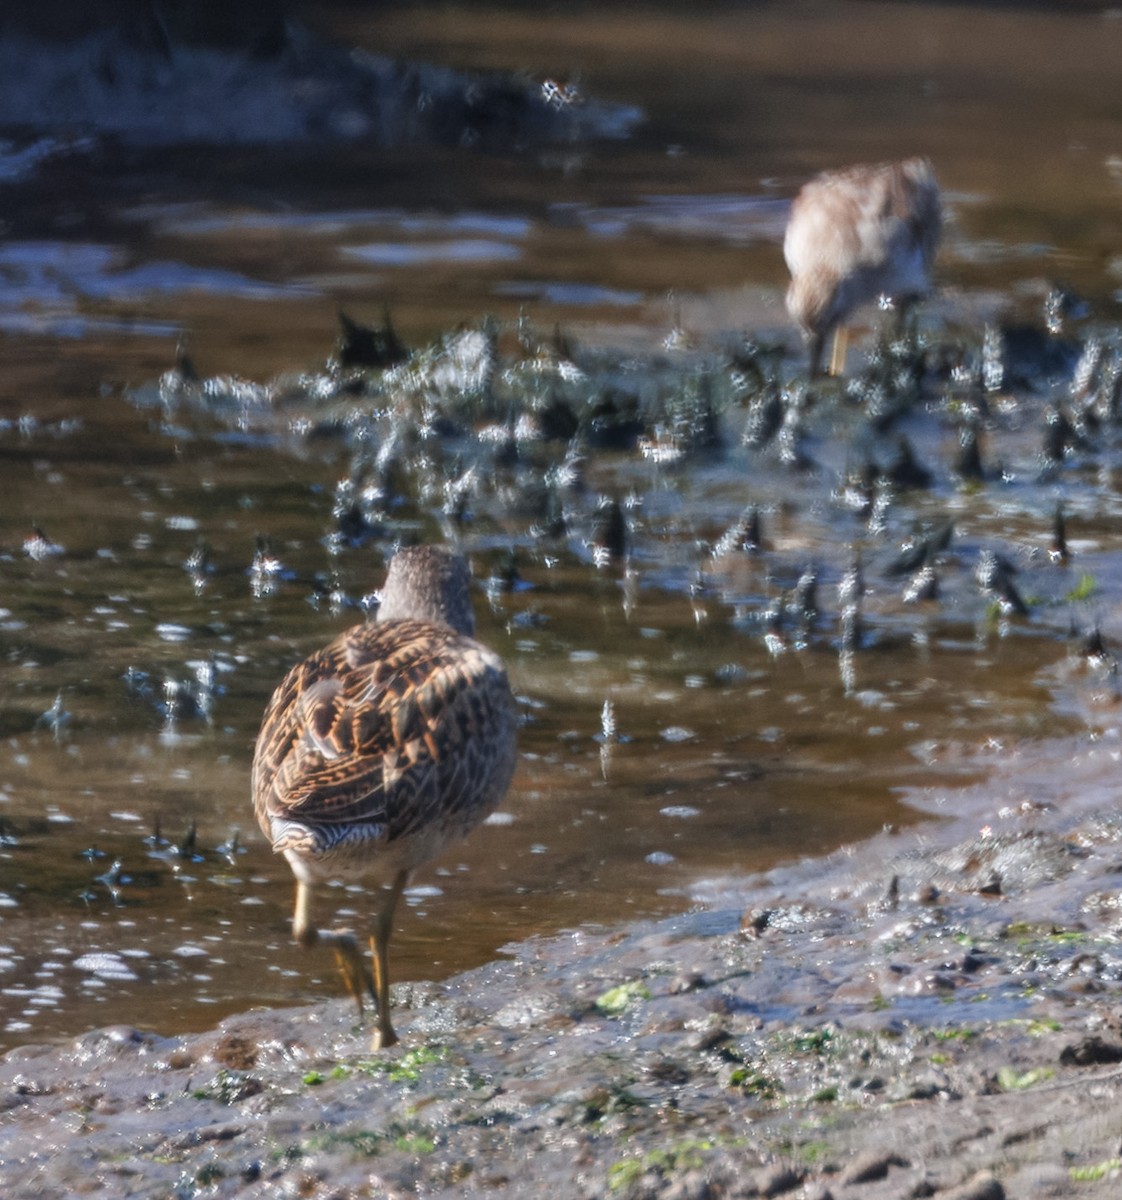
292 879 376 1019
828 326 849 377
369 870 409 1051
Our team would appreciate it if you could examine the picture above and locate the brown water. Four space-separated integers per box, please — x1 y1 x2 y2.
1 0 1121 1048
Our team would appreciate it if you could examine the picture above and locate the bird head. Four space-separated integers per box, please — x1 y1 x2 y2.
377 545 476 636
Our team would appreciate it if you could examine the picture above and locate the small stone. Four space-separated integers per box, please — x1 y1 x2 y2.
691 1026 733 1052
839 1150 908 1185
646 1059 691 1085
906 1071 954 1101
209 1033 258 1071
668 971 708 994
741 907 774 936
662 1169 713 1200
939 1170 1005 1200
751 1163 801 1196
1059 1035 1122 1066
800 1186 834 1200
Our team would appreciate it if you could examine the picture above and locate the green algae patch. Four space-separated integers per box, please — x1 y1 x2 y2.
595 981 652 1015
996 1065 1054 1091
303 1121 438 1161
608 1138 719 1193
727 1066 780 1099
1070 1157 1122 1183
1065 573 1098 603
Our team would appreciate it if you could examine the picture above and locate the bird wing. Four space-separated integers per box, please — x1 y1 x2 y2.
864 159 942 272
252 619 515 844
787 160 941 277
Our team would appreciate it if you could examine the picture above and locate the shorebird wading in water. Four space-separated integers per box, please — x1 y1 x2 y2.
784 157 941 377
252 544 517 1049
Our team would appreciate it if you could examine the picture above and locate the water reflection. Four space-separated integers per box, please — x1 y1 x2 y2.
0 241 295 338
344 239 522 266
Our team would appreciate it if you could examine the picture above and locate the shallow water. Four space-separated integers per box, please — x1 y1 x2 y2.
2 0 1122 1049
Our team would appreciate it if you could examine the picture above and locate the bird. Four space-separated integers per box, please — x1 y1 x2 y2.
784 158 941 377
251 544 517 1050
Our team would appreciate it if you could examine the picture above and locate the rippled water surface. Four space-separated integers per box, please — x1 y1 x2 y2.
2 0 1122 1048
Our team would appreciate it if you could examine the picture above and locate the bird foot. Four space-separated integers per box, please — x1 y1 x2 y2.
308 927 374 1018
298 926 396 1041
370 1023 399 1052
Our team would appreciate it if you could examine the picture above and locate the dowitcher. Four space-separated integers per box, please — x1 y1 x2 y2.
784 158 941 376
252 544 517 1049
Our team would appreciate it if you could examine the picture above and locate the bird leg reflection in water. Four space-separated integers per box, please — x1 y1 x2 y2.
291 871 408 1050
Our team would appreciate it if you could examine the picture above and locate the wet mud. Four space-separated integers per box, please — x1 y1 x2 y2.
6 729 1122 1198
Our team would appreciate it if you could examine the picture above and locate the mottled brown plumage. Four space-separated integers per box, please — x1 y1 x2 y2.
252 545 517 1049
784 157 941 376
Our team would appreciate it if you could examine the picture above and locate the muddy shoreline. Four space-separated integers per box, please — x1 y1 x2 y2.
5 721 1122 1199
